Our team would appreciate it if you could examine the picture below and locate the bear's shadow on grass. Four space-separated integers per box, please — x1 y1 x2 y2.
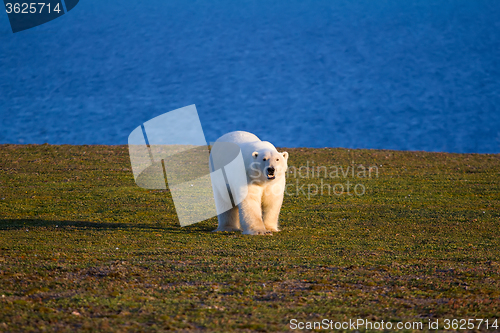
0 219 216 233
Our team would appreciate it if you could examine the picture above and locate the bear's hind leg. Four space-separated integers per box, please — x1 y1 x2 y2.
213 206 241 232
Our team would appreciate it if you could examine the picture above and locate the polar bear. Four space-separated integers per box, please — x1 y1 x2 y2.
211 131 289 235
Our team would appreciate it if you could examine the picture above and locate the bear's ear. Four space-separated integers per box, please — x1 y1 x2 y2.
281 152 289 160
252 151 259 159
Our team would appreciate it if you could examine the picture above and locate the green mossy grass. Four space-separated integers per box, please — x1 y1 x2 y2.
0 144 499 332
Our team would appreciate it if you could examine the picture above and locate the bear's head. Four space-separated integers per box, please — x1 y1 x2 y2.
249 144 288 184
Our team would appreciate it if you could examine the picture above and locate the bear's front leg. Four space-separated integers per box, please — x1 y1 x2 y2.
262 197 283 232
238 188 271 235
262 181 285 232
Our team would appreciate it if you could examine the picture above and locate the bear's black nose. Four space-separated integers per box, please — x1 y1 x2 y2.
267 167 275 175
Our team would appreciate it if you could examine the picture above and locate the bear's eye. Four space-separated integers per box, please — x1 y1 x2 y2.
276 158 279 161
262 158 267 161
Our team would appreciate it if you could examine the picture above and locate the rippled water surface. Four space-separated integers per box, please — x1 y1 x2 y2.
0 0 499 152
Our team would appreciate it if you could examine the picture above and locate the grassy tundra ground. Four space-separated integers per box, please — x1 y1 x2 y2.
0 144 499 332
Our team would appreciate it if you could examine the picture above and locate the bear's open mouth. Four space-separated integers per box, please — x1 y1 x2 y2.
267 175 276 180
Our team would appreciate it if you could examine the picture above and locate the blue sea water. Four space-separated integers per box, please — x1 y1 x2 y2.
0 0 499 153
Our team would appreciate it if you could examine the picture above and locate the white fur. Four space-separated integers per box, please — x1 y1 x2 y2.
212 131 289 235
